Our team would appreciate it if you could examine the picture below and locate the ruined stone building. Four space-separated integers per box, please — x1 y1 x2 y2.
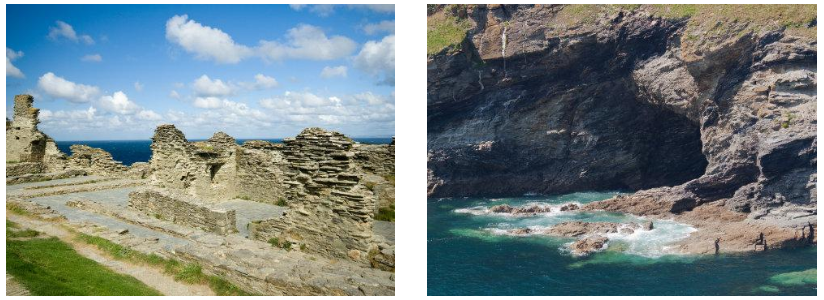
7 94 395 270
133 124 395 266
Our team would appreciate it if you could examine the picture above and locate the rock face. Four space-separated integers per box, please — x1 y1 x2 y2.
427 5 816 226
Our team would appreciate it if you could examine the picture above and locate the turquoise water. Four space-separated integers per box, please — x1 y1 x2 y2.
55 138 392 166
428 192 817 295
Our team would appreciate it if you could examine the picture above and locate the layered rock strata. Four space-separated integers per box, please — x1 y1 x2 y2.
427 4 816 252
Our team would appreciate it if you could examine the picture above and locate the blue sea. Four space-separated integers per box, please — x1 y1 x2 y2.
55 138 392 166
428 192 817 296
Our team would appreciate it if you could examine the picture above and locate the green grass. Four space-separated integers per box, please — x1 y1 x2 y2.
7 237 162 295
75 233 254 296
276 197 287 207
648 4 698 19
6 219 40 238
375 205 395 222
383 174 395 186
7 202 30 216
427 12 472 55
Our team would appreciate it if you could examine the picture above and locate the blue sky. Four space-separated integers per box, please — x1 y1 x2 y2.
6 4 395 140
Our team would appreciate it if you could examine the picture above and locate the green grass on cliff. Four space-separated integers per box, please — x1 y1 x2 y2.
427 11 472 55
7 225 161 296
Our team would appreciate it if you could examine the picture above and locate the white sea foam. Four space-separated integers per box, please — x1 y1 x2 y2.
453 202 583 217
457 200 697 258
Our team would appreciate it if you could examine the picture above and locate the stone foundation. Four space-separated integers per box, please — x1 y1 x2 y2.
128 189 237 235
6 162 44 177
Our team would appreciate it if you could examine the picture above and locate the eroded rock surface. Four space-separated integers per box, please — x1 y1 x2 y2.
427 5 816 252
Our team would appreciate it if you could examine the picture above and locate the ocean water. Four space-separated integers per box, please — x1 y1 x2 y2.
428 192 817 296
55 138 392 166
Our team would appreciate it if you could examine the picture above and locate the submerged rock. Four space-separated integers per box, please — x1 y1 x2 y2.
569 236 609 256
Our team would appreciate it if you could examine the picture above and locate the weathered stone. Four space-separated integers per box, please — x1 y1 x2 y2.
569 236 609 256
6 95 48 164
129 189 238 235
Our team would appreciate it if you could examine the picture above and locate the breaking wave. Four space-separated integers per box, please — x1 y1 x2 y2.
453 200 696 258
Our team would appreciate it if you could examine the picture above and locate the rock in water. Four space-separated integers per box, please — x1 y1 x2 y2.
569 236 609 256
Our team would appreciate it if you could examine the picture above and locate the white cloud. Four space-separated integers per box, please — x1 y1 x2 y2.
320 65 348 79
6 48 25 78
193 96 224 109
354 35 395 85
290 4 336 16
165 14 253 64
352 91 389 105
169 90 181 99
363 20 395 35
137 110 162 121
48 21 94 45
350 4 395 13
37 72 101 103
192 75 233 97
258 24 357 61
134 81 144 92
252 74 279 89
81 54 102 62
99 91 141 114
165 15 357 63
258 91 394 126
40 106 97 122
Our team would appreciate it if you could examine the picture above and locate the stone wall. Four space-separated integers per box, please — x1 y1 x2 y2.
237 140 288 204
128 189 237 235
6 95 48 164
148 125 244 201
353 139 396 212
144 125 392 264
66 145 128 176
249 128 378 262
5 94 143 180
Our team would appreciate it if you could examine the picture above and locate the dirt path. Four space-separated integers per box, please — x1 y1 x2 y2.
6 213 215 296
6 274 31 296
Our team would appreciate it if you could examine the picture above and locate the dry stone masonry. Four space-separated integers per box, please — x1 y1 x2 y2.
132 124 394 265
6 94 395 294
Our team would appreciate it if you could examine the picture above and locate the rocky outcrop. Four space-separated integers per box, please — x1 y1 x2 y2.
6 94 48 164
569 236 609 256
427 5 816 230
